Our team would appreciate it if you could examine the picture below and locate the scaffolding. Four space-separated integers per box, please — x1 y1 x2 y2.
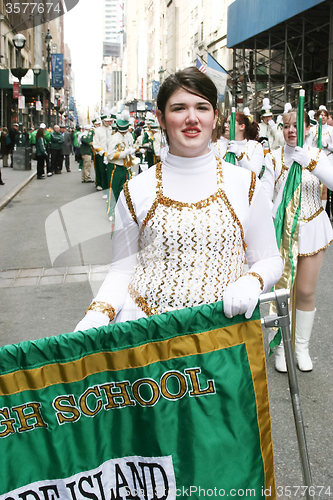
227 0 333 119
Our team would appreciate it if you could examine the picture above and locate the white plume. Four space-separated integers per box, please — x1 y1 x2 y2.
284 102 292 113
262 98 271 109
121 109 130 122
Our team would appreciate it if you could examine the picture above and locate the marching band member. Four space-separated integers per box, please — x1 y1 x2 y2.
93 107 113 194
75 67 282 333
262 108 333 372
217 110 264 177
106 110 136 222
258 98 277 155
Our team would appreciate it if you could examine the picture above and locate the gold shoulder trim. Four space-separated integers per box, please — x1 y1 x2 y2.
306 149 321 173
123 181 138 225
249 171 256 205
156 162 163 195
275 147 288 185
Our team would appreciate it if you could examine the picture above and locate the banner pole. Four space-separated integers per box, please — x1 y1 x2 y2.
261 289 313 499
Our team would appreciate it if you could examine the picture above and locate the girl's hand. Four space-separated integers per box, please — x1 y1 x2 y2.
291 146 310 168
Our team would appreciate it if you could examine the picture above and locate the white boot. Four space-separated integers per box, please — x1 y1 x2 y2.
274 341 287 373
295 309 315 371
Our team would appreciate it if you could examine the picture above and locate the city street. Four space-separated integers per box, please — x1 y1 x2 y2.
0 156 332 495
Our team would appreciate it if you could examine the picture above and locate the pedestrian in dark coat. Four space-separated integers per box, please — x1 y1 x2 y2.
1 127 11 167
35 128 48 179
60 125 73 172
50 125 65 174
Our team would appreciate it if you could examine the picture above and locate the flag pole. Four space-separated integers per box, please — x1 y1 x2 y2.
225 107 236 165
261 288 314 499
291 89 305 347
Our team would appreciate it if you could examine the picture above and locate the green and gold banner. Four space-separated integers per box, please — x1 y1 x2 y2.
270 91 304 351
225 107 237 165
0 302 276 499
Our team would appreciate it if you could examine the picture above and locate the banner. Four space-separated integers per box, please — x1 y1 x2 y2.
69 97 75 112
152 81 160 100
206 53 228 102
269 91 304 351
0 302 276 499
13 81 19 99
51 54 64 88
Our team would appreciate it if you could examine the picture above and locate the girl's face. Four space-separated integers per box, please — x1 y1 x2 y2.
283 113 297 147
156 88 217 158
283 113 311 146
319 110 328 125
224 116 245 141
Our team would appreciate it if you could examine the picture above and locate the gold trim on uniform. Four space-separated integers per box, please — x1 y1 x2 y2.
243 272 264 291
85 301 116 321
128 283 158 316
123 181 138 225
301 206 323 223
305 149 321 172
275 147 289 186
249 172 256 205
298 239 333 257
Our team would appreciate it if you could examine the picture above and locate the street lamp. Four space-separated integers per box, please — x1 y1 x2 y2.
45 29 52 127
33 64 42 128
54 92 60 125
12 33 27 147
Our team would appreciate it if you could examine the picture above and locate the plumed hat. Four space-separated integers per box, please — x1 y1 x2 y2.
261 98 273 117
116 109 130 132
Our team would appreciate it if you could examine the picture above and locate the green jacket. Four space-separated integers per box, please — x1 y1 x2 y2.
36 137 47 157
80 130 93 156
29 130 37 145
73 130 81 148
44 130 51 145
50 131 64 150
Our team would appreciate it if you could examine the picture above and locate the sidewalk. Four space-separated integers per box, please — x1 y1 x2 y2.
0 164 36 211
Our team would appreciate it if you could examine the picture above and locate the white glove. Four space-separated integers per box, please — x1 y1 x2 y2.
268 119 276 130
322 141 333 152
103 154 108 164
74 310 110 332
227 140 239 155
140 148 145 154
291 146 310 168
223 275 262 319
128 147 136 155
124 148 131 156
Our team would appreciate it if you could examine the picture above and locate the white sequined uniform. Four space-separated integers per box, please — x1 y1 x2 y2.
262 145 333 256
212 138 264 177
129 161 246 315
93 151 283 323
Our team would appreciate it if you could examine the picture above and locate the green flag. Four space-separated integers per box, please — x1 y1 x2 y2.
269 91 304 351
317 116 322 149
225 108 236 165
0 302 276 499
